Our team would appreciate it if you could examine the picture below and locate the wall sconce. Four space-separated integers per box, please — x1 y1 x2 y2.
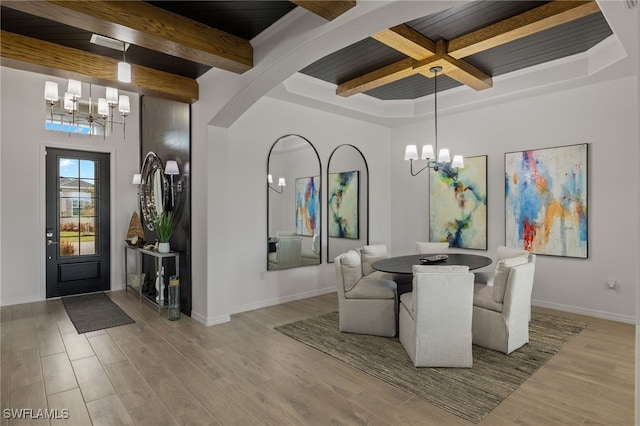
132 173 142 198
268 174 286 194
165 160 180 207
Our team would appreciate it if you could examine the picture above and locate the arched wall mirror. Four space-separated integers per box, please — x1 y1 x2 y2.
140 151 168 231
327 144 369 262
267 134 321 270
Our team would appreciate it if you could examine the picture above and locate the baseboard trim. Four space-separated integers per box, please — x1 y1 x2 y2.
532 299 635 324
230 286 336 316
0 295 43 307
190 310 231 327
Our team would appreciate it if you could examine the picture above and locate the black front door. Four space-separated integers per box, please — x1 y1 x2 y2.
46 148 111 298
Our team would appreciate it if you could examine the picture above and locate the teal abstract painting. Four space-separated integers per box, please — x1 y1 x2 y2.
429 156 487 250
505 144 587 258
328 171 359 239
295 176 319 236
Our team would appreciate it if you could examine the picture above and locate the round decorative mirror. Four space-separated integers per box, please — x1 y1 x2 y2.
267 135 321 270
327 144 369 262
140 152 168 231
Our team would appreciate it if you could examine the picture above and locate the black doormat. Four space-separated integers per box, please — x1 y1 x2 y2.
62 292 134 334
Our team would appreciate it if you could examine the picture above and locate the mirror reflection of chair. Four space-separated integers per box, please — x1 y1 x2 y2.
334 250 397 337
268 236 302 270
301 234 320 265
415 241 449 254
472 256 535 354
399 265 474 367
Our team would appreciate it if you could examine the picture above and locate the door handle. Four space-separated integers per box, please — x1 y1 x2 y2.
47 240 58 245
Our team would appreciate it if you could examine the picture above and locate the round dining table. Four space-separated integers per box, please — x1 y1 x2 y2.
371 253 492 275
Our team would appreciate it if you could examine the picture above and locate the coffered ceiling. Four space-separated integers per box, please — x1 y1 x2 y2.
0 1 613 105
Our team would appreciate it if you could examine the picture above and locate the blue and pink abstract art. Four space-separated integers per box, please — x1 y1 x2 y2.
328 170 359 239
429 156 487 250
505 143 587 258
295 176 320 237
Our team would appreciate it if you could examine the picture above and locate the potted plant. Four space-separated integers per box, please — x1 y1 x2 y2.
154 211 174 253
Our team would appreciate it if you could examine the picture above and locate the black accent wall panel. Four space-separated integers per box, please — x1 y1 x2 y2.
140 96 192 316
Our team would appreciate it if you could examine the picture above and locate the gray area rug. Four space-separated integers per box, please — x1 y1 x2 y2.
275 311 587 423
62 292 134 334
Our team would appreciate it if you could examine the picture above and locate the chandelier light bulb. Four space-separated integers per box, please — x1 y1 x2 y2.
118 62 131 83
63 93 76 111
437 148 451 163
451 155 464 168
421 145 435 160
106 87 119 105
44 81 59 102
98 98 109 116
67 79 82 98
404 145 419 161
118 95 130 115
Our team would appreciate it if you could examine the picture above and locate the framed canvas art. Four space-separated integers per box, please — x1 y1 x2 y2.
295 176 320 236
429 155 487 249
504 143 587 258
328 170 359 239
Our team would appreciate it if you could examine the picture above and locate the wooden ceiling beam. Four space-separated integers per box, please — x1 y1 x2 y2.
290 1 356 21
448 0 601 59
371 24 436 60
413 40 492 91
337 0 596 97
437 57 493 91
0 31 198 104
336 57 418 97
1 0 253 74
338 39 492 97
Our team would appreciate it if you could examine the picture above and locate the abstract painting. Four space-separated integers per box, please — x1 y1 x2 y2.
328 171 359 239
430 156 487 249
295 176 320 236
505 143 587 258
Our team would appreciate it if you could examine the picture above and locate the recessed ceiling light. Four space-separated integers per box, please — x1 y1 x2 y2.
90 34 130 52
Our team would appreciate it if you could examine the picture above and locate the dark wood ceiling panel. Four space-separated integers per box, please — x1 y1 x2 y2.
364 74 461 101
146 1 296 40
406 1 551 41
465 13 613 76
300 38 406 85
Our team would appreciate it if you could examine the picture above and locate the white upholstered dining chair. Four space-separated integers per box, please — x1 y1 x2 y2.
399 265 474 367
358 244 412 294
334 250 398 337
472 257 535 354
415 241 450 254
474 245 536 321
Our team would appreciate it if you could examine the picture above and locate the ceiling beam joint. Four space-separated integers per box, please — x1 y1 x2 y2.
290 1 356 21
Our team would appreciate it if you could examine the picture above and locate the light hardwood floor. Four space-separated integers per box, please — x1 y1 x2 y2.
0 290 634 425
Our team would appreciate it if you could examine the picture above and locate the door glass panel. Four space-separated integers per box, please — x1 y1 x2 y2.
58 157 99 257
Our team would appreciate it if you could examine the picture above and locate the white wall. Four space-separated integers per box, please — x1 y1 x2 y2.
391 74 638 323
191 96 392 323
0 67 140 305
